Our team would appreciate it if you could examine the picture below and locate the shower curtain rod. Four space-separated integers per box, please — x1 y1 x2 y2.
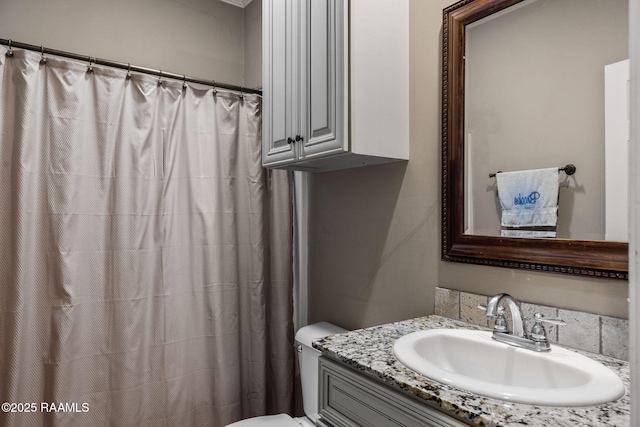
0 38 261 96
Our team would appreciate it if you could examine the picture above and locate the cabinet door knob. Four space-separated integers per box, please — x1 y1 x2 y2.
295 135 304 142
287 137 294 144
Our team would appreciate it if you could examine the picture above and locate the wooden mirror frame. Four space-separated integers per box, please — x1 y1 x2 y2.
441 0 628 280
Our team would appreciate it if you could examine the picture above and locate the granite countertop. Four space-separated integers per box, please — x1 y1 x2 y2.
313 315 630 427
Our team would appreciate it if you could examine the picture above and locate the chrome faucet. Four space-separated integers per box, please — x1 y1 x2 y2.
479 293 566 353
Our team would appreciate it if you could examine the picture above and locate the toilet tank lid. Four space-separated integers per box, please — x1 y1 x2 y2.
295 322 347 347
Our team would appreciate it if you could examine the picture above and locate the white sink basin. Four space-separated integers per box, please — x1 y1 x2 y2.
393 329 625 406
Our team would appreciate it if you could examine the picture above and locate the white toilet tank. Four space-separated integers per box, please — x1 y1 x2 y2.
295 322 346 423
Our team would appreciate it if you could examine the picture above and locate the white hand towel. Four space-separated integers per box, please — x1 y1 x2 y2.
496 167 560 229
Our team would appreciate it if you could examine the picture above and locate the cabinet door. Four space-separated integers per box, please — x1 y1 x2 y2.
263 0 300 166
300 0 345 160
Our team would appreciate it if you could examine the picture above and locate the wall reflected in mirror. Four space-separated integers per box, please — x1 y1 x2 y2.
463 0 628 241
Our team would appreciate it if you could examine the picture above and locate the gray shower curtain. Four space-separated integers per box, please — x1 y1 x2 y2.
0 46 295 426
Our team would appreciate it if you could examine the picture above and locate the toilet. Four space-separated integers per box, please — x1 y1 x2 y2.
225 322 347 427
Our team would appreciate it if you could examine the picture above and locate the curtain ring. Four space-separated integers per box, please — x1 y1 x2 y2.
39 46 47 64
157 70 163 86
182 75 187 91
212 80 217 96
126 63 131 80
87 56 94 74
5 39 13 57
239 87 244 100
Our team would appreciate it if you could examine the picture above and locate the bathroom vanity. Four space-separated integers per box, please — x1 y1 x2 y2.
313 316 630 427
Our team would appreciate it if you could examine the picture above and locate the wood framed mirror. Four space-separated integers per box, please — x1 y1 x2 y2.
441 0 628 279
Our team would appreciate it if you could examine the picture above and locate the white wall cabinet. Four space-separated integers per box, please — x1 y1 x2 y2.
262 0 409 172
318 357 471 427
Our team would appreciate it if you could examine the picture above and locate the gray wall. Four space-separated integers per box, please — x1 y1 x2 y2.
244 0 262 88
308 0 629 331
0 0 246 85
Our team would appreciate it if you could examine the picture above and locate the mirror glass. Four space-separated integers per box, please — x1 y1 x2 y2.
442 0 628 278
463 0 628 241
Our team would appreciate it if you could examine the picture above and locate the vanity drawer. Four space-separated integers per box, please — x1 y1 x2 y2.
318 357 470 427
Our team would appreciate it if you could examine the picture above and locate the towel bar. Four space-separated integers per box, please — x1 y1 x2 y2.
489 164 576 179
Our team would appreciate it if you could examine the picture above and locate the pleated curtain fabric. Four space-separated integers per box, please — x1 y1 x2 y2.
0 47 295 426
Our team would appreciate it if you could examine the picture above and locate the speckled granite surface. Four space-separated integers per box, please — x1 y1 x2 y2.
313 315 630 427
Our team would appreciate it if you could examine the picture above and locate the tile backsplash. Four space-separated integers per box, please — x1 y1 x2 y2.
435 287 629 361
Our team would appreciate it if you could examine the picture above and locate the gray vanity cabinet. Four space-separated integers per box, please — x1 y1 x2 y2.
318 357 471 427
262 0 409 172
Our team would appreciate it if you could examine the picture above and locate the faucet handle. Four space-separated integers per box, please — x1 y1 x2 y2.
533 312 566 326
493 306 508 332
479 304 509 332
530 312 565 343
